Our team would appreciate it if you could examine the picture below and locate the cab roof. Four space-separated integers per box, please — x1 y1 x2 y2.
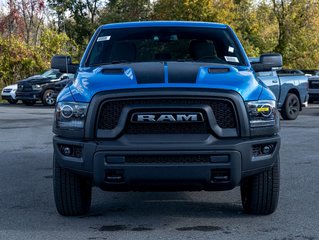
100 21 228 30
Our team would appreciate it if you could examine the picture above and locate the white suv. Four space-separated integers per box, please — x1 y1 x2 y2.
1 84 18 104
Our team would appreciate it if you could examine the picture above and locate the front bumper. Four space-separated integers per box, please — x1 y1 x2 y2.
1 91 16 100
1 95 14 101
15 91 41 101
53 134 280 191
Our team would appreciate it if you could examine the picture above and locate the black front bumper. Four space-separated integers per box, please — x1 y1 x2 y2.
15 91 41 101
53 134 280 191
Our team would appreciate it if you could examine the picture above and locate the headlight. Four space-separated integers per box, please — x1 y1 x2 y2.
246 100 280 135
55 102 89 129
32 84 42 90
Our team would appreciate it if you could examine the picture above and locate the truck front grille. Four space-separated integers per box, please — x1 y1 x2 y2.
98 98 237 134
309 81 319 89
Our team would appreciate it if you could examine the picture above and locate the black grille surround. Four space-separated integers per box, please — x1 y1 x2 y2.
97 97 238 136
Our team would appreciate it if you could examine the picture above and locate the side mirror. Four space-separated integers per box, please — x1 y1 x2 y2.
51 55 79 74
251 53 283 72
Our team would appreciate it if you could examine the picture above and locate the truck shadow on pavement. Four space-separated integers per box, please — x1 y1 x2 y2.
86 191 245 220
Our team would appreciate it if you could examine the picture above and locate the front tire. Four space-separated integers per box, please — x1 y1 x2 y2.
53 155 92 216
42 89 56 106
240 154 280 215
281 93 300 120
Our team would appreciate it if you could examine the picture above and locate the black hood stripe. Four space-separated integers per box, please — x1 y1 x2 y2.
133 63 165 84
167 62 198 83
101 62 231 84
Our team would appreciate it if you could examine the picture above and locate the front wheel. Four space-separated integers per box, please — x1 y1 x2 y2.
53 155 92 216
42 89 56 106
281 93 300 120
240 154 280 215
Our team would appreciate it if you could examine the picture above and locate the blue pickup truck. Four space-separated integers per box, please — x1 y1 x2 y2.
250 58 308 120
51 21 281 216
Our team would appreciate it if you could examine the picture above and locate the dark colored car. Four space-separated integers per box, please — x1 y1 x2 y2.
15 70 74 106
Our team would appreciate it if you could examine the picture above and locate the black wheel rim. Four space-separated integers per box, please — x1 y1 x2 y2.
288 97 299 117
45 91 55 105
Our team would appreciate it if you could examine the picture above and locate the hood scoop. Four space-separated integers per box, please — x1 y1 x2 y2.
208 67 230 73
101 68 125 74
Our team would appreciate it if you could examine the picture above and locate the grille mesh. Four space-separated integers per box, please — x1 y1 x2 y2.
309 81 319 89
125 155 211 164
98 98 237 133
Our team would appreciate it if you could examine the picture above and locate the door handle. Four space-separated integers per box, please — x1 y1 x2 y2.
272 80 278 83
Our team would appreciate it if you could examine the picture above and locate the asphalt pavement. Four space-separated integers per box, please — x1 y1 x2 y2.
0 102 318 240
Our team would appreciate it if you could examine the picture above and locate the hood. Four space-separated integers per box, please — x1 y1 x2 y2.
67 62 267 102
4 84 17 89
18 74 52 85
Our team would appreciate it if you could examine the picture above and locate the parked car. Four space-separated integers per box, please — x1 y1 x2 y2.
15 69 74 106
1 84 18 104
250 58 308 120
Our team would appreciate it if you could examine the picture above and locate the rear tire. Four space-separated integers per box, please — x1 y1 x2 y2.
240 154 280 215
281 93 300 120
53 155 92 216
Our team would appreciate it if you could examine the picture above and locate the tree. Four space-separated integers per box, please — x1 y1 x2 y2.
152 0 214 21
19 0 45 45
99 0 152 23
48 0 102 51
271 0 319 68
0 0 25 39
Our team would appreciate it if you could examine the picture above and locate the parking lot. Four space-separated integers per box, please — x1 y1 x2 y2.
0 103 318 240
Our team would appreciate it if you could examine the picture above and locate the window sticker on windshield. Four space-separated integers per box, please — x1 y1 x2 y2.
225 56 239 63
97 36 111 42
228 46 234 53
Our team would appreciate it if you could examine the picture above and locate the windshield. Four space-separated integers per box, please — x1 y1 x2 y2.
41 69 62 79
86 27 246 67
